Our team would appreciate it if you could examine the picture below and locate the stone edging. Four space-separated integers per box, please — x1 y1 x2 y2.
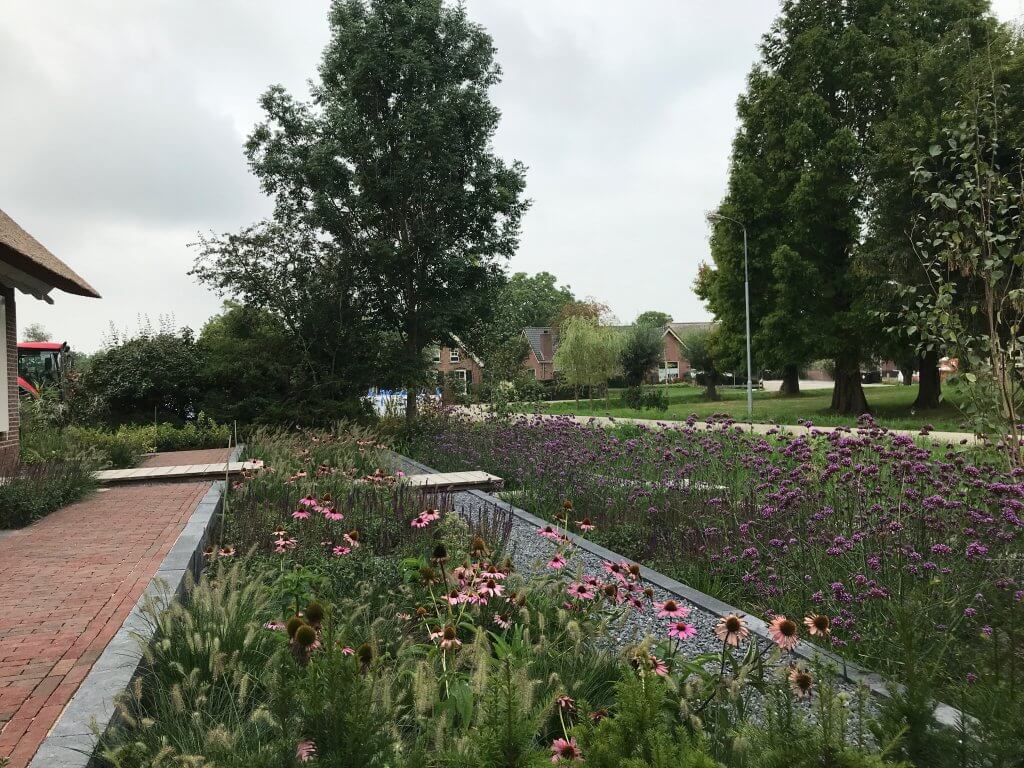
390 449 968 731
27 445 244 768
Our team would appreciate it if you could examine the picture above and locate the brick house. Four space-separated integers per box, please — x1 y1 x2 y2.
520 322 715 383
430 335 485 391
1 208 100 463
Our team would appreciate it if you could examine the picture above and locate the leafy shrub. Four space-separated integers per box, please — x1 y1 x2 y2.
620 386 669 412
0 458 96 528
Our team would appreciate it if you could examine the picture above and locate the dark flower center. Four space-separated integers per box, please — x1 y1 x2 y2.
726 616 741 632
664 600 678 612
779 619 797 637
443 626 456 640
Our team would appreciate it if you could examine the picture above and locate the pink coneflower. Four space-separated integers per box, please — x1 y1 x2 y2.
714 613 750 647
250 459 265 469
421 508 441 523
445 589 469 605
217 546 236 557
668 621 697 640
438 625 462 650
583 574 602 588
478 578 503 598
556 695 576 712
322 509 344 522
332 546 351 557
538 525 561 541
274 537 298 553
602 583 624 605
651 655 669 677
340 645 355 656
589 708 609 723
298 496 317 507
410 514 430 529
788 666 813 698
577 518 595 532
602 561 627 581
567 582 595 600
493 613 511 629
803 614 831 637
264 621 286 631
768 615 800 651
547 554 567 570
292 509 311 520
295 740 316 762
480 567 506 580
271 527 287 538
550 737 583 764
654 599 690 619
343 531 360 548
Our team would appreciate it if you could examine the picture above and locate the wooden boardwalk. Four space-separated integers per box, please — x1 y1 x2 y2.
403 471 503 492
94 461 259 484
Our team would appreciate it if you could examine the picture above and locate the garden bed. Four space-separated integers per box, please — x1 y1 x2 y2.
399 410 1023 763
94 426 917 768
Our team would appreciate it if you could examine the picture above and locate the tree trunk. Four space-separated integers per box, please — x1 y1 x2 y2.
830 356 870 415
406 386 418 421
704 373 721 401
913 349 941 409
779 364 801 396
899 364 914 386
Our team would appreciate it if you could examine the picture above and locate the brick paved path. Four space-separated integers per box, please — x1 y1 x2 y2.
140 447 235 467
0 448 231 768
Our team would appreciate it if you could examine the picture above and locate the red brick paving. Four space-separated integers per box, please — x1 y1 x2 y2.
0 448 231 768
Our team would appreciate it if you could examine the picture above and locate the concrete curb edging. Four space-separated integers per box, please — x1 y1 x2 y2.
390 449 969 731
27 445 244 768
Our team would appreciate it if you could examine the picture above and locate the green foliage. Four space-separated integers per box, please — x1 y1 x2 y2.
634 311 672 329
620 325 664 387
197 302 299 425
680 329 721 400
0 459 95 529
620 386 668 412
198 0 529 418
75 323 203 425
554 317 623 400
466 272 576 382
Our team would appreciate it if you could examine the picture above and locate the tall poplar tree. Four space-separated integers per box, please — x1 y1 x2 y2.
699 0 995 413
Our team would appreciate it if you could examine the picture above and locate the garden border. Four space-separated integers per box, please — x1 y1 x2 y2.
390 449 968 731
26 444 244 768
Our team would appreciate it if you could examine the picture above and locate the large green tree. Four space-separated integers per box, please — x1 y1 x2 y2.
204 0 528 421
700 0 995 413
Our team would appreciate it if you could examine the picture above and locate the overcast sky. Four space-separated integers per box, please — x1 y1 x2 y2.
2 1 1022 351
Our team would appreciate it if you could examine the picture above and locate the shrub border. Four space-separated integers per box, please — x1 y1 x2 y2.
27 445 244 768
390 449 968 731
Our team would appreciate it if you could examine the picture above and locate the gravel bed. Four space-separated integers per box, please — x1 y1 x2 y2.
389 452 880 732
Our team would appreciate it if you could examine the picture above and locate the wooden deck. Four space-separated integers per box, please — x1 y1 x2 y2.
94 461 260 484
403 471 503 492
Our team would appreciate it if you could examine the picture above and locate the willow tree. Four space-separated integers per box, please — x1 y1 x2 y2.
223 0 528 421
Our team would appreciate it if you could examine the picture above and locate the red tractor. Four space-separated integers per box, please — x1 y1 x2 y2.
17 341 69 398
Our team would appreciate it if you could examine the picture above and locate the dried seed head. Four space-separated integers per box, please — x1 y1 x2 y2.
286 616 305 638
295 625 317 648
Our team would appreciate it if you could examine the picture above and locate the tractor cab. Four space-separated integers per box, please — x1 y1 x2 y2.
17 341 69 397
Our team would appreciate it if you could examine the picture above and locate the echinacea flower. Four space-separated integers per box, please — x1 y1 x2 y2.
550 737 583 764
768 615 800 651
218 546 236 557
547 554 567 570
298 496 318 507
410 514 430 529
654 599 690 619
577 518 595 532
538 525 561 540
332 546 351 557
493 613 511 629
292 508 312 520
271 527 287 538
343 531 360 548
322 508 344 522
478 578 503 597
437 625 462 650
803 614 831 637
556 695 576 711
714 614 749 647
264 621 286 631
668 621 697 640
788 666 813 698
566 582 595 600
296 740 316 762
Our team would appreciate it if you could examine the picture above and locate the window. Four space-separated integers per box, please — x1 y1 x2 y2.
453 368 468 392
431 349 441 364
449 349 460 363
658 361 679 383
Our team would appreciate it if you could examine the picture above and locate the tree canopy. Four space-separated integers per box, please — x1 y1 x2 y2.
194 0 528 419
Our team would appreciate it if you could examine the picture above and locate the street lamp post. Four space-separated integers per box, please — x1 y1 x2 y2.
707 212 753 421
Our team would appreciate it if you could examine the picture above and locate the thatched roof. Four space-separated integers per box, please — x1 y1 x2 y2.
0 208 100 299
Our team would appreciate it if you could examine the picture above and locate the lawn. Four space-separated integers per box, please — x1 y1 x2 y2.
521 382 968 433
